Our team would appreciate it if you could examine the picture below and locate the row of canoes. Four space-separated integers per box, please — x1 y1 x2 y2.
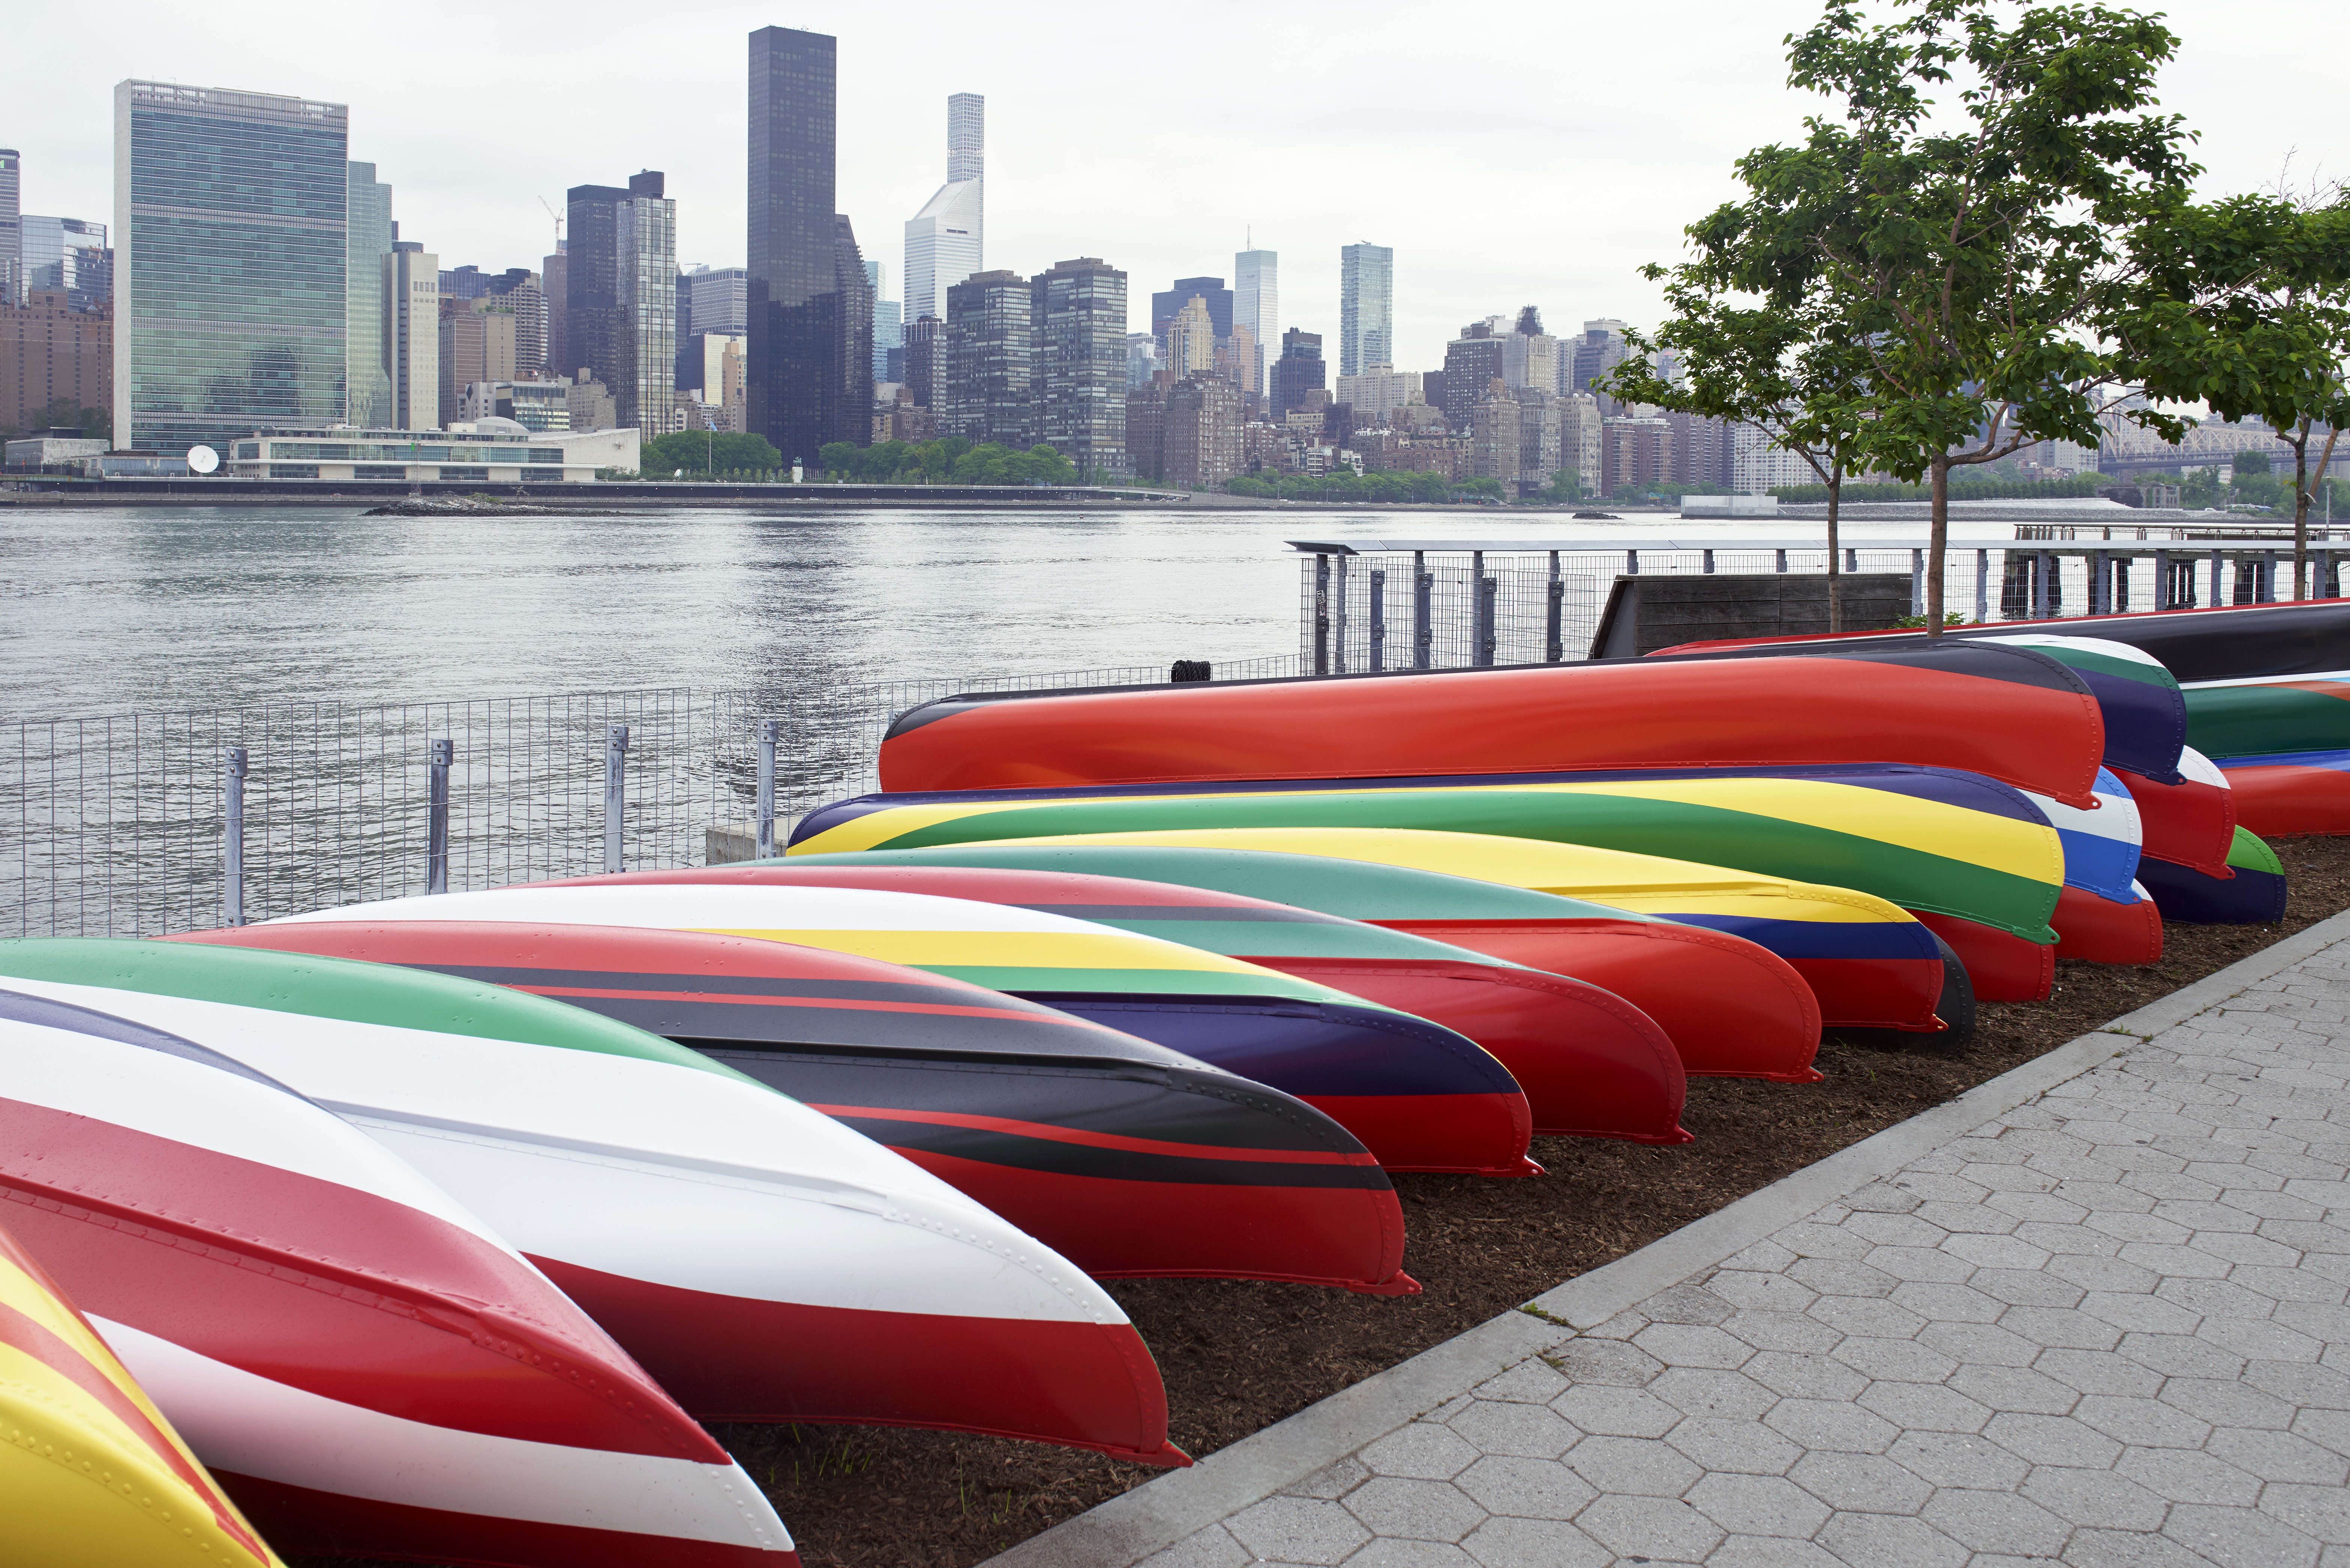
13 599 2332 1566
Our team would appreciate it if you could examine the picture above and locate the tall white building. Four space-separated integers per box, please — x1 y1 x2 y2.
1339 243 1393 379
904 93 984 323
1235 248 1276 399
1731 420 1816 495
384 240 439 430
1334 366 1421 422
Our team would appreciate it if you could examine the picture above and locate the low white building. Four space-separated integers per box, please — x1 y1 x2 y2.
225 421 640 483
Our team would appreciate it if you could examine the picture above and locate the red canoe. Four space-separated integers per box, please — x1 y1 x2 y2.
875 642 2107 808
180 921 1413 1294
538 866 1692 1143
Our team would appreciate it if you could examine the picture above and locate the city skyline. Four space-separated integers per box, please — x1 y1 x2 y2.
9 0 2326 381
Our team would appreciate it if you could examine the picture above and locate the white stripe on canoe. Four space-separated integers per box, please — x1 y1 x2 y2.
275 883 1187 937
1977 633 2173 670
2178 669 2350 690
2020 773 2143 846
5 979 1120 1326
0 1016 524 1259
93 1317 793 1553
2179 747 2231 790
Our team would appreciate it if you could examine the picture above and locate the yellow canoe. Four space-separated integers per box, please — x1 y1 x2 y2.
0 1217 282 1568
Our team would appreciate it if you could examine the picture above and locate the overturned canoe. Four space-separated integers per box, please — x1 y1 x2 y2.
2135 827 2290 925
0 940 1184 1466
265 884 1590 1167
790 763 2068 947
0 982 800 1568
2183 672 2350 760
2116 746 2238 876
0 1214 285 1568
2052 882 2163 966
1963 600 2350 684
541 863 1734 1106
178 920 1411 1293
876 642 2107 808
765 842 1830 1065
817 831 1957 1030
2215 748 2350 837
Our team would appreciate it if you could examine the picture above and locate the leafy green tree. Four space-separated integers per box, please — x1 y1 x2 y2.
645 430 781 477
1709 0 2217 633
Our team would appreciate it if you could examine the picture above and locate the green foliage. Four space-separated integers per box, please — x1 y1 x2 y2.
2232 448 2272 478
4 396 111 445
817 438 1078 486
1222 469 1462 504
1891 611 1971 628
1541 468 1587 504
1768 474 2108 503
643 431 783 477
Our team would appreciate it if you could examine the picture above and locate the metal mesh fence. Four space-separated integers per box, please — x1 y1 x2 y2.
1299 544 2347 672
2 654 1303 940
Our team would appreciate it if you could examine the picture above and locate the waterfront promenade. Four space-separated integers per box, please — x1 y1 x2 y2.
991 910 2350 1568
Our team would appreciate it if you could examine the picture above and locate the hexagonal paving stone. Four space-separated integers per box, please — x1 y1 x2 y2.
1944 1363 2079 1415
1341 1540 1479 1568
1445 1401 1577 1461
1744 1349 1869 1401
1360 1423 1482 1480
1563 1435 1703 1498
1453 1456 1593 1522
1286 1457 1373 1500
1813 1510 1971 1568
1889 1281 2005 1323
1540 1339 1661 1388
1885 1430 2029 1490
2208 1427 2350 1486
1548 1383 1679 1438
1137 1525 1251 1568
2163 1502 2324 1568
1918 1487 2071 1555
1342 1478 1488 1544
1663 1415 1803 1476
1706 1270 1819 1314
1684 1472 1830 1538
2073 1393 2214 1449
1457 1515 1610 1568
1649 1367 1776 1423
1763 1397 1902 1453
2114 1445 2264 1506
1227 1496 1373 1565
1469 1360 1569 1406
1915 1320 2039 1367
2159 1376 2298 1431
2032 1348 2165 1398
2262 1482 2350 1546
1640 1284 1734 1325
2020 1464 2169 1530
1572 1495 1724 1563
1631 1322 1756 1370
1717 1309 1842 1354
1981 1409 2121 1468
1855 1379 1995 1434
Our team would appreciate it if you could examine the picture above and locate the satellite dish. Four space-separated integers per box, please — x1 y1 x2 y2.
186 445 220 475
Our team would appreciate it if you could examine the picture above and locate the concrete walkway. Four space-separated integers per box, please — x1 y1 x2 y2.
991 911 2350 1568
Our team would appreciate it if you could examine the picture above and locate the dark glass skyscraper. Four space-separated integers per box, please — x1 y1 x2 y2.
566 171 675 437
747 25 868 463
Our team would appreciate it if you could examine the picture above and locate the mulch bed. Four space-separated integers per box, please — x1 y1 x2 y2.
305 836 2350 1568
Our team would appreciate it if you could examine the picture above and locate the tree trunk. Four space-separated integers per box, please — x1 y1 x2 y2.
1826 469 1844 633
1927 458 1949 637
2295 420 2313 601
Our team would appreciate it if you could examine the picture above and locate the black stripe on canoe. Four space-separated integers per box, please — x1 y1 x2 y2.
695 1048 1384 1164
403 962 1089 1017
530 989 1190 1065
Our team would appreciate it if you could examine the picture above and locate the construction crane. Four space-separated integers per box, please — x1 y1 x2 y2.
537 196 563 248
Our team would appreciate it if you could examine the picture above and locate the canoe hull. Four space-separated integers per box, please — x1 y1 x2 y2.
2216 750 2350 837
2051 884 2164 966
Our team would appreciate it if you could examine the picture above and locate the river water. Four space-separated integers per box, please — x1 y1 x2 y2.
0 502 2033 720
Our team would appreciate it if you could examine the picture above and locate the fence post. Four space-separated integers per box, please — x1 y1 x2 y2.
2212 548 2224 607
1910 550 1924 616
1368 568 1387 672
756 718 780 859
1702 549 1715 575
1333 554 1350 675
2091 550 2108 615
1545 551 1565 663
1975 549 1989 624
2263 550 2278 603
1312 553 1330 676
426 738 452 895
603 724 630 874
2155 549 2173 609
222 747 248 927
1775 549 1788 573
1475 573 1498 667
1412 552 1432 669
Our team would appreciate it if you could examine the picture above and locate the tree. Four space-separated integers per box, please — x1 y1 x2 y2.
1713 0 2210 633
645 430 781 477
2134 192 2350 595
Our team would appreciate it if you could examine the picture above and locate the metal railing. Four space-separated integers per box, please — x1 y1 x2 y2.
3 655 1302 940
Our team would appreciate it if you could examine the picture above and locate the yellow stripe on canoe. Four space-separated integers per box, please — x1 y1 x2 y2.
0 1255 283 1567
684 925 1291 976
936 828 1919 923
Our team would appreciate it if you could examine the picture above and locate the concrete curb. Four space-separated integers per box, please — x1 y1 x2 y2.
979 907 2350 1568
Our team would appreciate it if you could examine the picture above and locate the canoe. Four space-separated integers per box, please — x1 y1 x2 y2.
0 1214 284 1568
0 982 799 1568
264 884 1588 1168
542 863 1739 1105
2215 748 2350 836
2134 827 2289 924
174 921 1413 1294
0 940 1184 1466
2182 671 2350 760
759 843 1831 1067
787 763 2068 980
1651 632 2187 785
2115 746 2238 876
651 859 1822 1082
2052 882 2163 965
876 642 2107 808
813 833 1958 1030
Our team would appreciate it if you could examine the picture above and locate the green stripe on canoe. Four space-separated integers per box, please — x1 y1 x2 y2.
2024 646 2181 691
0 938 754 1079
2227 827 2285 876
776 845 1663 924
2185 685 2350 757
849 792 2062 942
915 962 1382 1002
1079 916 1521 966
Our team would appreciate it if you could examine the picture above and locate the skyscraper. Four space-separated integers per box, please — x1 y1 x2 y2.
903 93 983 325
1435 322 1505 431
114 82 349 452
21 217 112 314
0 150 18 308
384 238 438 429
748 26 868 462
345 163 392 428
1033 256 1128 480
942 268 1032 448
1270 328 1325 419
1571 319 1630 405
543 243 568 377
1339 243 1393 379
566 171 676 437
866 258 901 384
1163 296 1216 378
1235 249 1276 398
1151 277 1232 343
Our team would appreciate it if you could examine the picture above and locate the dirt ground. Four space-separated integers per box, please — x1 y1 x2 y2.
297 836 2350 1568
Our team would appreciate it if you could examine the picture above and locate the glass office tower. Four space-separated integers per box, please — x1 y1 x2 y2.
0 151 21 307
345 162 393 429
1339 241 1393 379
566 171 676 437
747 25 868 464
114 81 349 453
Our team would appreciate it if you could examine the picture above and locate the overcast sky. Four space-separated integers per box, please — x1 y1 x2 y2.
12 0 2340 374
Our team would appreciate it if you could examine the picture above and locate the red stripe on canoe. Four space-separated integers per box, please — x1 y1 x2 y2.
513 983 1089 1026
2115 768 2238 875
0 1099 717 1460
803 1103 1383 1166
525 1255 1188 1466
